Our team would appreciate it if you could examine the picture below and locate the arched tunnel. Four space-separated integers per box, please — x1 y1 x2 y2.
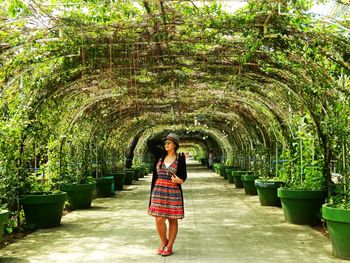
1 0 348 191
0 1 350 261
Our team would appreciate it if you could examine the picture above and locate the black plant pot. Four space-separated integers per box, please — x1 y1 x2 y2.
20 192 67 228
95 176 114 197
255 180 285 206
60 183 96 210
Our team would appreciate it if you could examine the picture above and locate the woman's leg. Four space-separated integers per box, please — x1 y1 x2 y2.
167 219 178 249
155 217 168 246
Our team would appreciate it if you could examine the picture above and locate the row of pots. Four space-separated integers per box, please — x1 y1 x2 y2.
212 163 350 260
213 164 284 206
0 166 151 242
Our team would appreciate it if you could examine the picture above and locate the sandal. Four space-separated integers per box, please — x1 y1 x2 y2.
161 246 173 256
157 244 165 255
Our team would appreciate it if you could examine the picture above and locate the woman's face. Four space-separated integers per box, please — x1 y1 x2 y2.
164 139 176 152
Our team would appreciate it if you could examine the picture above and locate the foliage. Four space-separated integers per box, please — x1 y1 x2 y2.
328 183 350 209
0 0 349 223
286 163 327 190
250 145 270 176
278 114 328 190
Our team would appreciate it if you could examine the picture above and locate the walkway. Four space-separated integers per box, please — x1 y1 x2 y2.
0 161 346 263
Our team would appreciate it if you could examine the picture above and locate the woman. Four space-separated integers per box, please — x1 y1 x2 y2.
208 150 214 170
147 133 187 256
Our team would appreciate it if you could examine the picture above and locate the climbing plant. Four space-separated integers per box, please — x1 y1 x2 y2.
0 0 349 228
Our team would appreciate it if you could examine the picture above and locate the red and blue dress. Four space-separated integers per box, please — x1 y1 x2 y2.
148 156 184 219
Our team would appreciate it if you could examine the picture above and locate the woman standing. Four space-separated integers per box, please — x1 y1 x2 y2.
208 150 214 170
147 133 187 256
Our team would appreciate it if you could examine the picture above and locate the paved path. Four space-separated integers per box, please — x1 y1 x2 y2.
0 161 346 262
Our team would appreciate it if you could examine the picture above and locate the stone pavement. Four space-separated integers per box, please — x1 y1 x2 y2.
0 161 347 263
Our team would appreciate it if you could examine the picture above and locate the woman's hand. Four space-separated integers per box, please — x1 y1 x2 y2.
171 174 184 184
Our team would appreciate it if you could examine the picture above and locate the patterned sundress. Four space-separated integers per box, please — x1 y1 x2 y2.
148 155 184 219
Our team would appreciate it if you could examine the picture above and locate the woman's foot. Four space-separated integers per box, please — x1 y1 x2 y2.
157 244 165 255
157 241 168 255
161 246 173 256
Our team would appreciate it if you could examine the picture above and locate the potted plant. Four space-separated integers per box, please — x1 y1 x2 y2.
20 170 67 229
278 164 327 225
219 165 235 180
231 170 253 188
124 169 135 185
95 176 114 198
226 167 240 184
255 160 288 206
129 167 141 181
0 206 9 242
213 163 223 174
144 163 153 174
59 165 96 210
277 125 328 225
255 177 285 206
112 170 126 191
322 194 350 260
0 175 10 241
134 164 146 178
93 166 114 198
138 163 150 177
322 142 350 260
241 173 259 195
245 146 271 195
